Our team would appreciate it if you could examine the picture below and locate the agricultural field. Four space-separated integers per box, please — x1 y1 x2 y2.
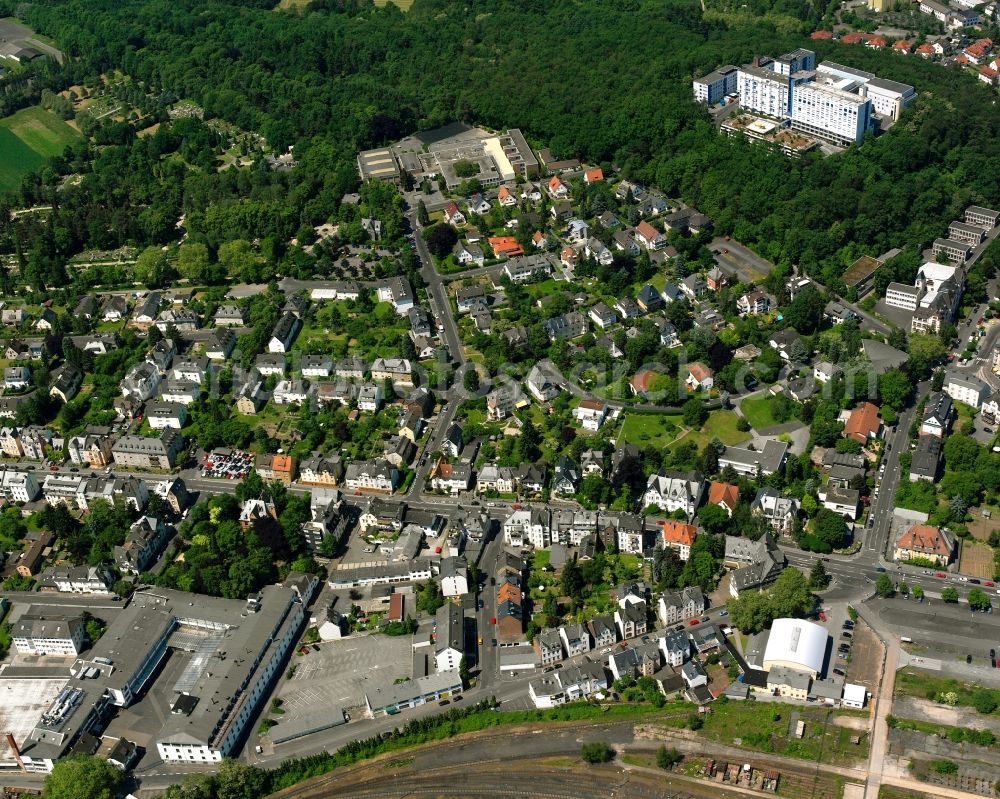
0 106 81 193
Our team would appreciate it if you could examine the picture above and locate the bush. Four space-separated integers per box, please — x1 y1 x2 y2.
656 745 683 769
686 713 704 730
580 742 614 763
973 690 998 714
930 759 958 775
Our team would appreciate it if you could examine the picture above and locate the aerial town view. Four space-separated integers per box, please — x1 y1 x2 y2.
0 0 999 798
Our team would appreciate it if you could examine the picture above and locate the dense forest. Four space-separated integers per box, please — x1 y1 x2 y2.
0 0 999 291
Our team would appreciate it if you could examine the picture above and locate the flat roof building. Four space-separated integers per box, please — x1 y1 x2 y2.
357 147 401 183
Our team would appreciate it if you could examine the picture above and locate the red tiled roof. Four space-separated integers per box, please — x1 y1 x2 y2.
708 481 739 510
497 583 522 604
548 176 563 191
916 44 935 54
955 54 970 65
844 402 880 444
896 524 951 559
660 520 697 547
981 66 998 79
811 30 834 39
635 220 659 241
893 40 911 51
840 32 867 44
272 454 294 473
584 167 604 182
867 36 887 47
630 369 656 394
688 362 714 383
489 236 523 258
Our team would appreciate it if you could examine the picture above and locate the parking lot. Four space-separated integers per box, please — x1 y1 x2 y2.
276 634 414 717
845 619 883 695
201 448 253 479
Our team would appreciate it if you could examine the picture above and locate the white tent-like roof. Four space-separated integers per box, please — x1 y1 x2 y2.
762 618 827 677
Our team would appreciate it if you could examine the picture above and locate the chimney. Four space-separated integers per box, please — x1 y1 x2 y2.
6 733 26 773
753 56 760 67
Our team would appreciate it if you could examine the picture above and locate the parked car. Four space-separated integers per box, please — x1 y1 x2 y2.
842 632 852 639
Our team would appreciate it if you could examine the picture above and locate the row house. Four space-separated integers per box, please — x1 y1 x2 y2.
204 327 237 361
111 430 184 469
114 516 171 575
299 452 344 486
657 587 706 627
343 459 399 493
67 429 114 468
643 470 704 518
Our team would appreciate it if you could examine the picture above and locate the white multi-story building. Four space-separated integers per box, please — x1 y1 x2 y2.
0 469 40 502
817 62 915 121
12 610 85 656
713 50 912 147
790 80 872 147
737 63 791 118
503 507 551 549
944 371 990 409
643 470 704 517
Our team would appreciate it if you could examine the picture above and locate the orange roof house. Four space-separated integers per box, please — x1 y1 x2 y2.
844 402 881 445
659 520 698 560
811 30 834 40
892 40 912 53
497 185 516 206
708 482 739 515
866 36 887 49
560 246 578 267
497 582 523 605
547 175 567 197
271 454 296 484
584 167 604 183
840 31 867 45
630 368 656 396
685 362 714 391
916 43 935 57
893 524 954 566
488 236 523 259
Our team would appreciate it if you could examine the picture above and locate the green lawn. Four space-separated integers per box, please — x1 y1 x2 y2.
739 395 779 430
0 128 45 194
703 410 751 445
1 106 80 157
619 413 684 449
0 106 81 193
